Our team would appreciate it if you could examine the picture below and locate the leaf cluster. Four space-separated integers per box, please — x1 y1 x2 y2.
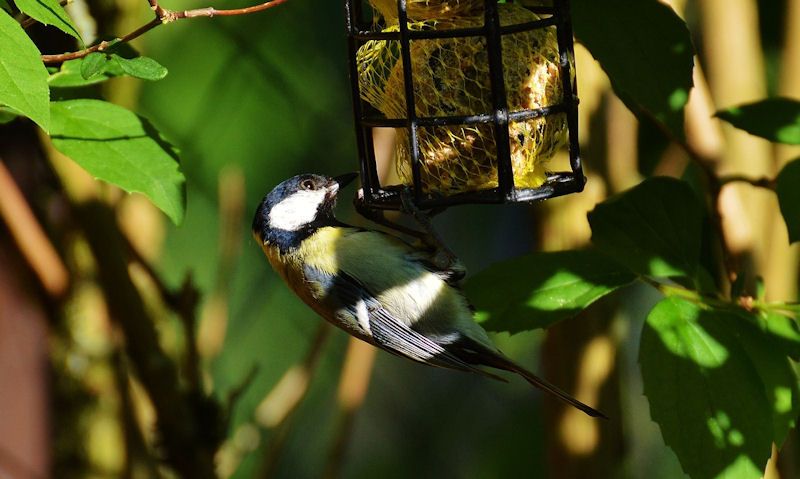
465 2 800 478
0 2 184 223
466 176 800 479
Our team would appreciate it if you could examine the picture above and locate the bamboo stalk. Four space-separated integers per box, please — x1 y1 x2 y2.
698 0 772 271
764 0 800 303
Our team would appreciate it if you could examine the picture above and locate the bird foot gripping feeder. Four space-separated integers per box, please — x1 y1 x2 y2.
345 0 585 212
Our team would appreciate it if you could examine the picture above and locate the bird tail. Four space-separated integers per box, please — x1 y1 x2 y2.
450 337 608 419
504 360 608 419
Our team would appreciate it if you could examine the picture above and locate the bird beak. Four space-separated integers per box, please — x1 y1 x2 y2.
332 172 359 189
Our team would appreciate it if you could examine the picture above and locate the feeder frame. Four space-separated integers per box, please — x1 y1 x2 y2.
344 0 585 211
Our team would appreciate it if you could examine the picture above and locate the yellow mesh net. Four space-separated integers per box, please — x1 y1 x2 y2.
370 0 483 21
358 3 568 195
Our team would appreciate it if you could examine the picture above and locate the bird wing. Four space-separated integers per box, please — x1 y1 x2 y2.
321 267 498 376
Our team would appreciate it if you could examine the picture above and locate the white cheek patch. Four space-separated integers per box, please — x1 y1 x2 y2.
268 189 327 231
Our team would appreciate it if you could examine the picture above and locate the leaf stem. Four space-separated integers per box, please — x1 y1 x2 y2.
640 276 750 313
40 0 289 64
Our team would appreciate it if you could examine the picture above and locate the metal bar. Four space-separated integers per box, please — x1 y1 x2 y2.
484 0 514 199
554 0 584 187
360 102 571 128
344 0 377 201
362 172 583 210
352 17 557 41
364 126 381 190
396 0 423 204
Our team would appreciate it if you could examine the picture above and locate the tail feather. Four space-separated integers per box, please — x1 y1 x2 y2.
506 361 608 419
448 337 608 419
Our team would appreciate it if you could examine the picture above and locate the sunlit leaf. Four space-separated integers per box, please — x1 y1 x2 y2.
750 310 800 360
588 177 703 279
464 249 635 333
572 0 694 138
717 98 800 145
80 52 108 80
13 0 81 42
110 54 168 81
640 298 775 479
49 99 185 224
0 9 49 131
776 158 800 243
48 53 168 87
49 57 116 87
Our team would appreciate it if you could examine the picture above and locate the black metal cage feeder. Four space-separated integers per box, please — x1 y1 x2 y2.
344 0 585 211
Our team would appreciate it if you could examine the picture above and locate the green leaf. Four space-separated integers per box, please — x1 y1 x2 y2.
48 58 114 87
48 53 168 87
109 54 168 81
80 52 108 80
463 249 635 333
572 0 694 138
640 298 775 479
750 310 800 360
49 100 186 224
0 105 19 123
716 98 800 145
728 313 800 447
776 158 800 243
0 9 49 131
1 0 13 13
588 177 703 279
13 0 81 42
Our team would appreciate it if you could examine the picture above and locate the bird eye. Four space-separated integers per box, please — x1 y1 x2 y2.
301 179 315 190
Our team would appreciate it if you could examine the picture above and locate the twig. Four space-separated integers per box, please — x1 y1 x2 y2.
40 0 289 64
225 364 260 420
176 273 202 393
0 158 70 298
123 232 178 305
76 201 219 479
719 174 777 190
644 112 739 286
258 323 332 478
122 234 203 393
111 348 162 478
321 339 377 479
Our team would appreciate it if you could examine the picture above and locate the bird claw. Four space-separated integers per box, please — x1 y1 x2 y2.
398 189 462 274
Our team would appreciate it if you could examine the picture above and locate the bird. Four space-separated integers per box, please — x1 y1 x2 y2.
251 172 606 418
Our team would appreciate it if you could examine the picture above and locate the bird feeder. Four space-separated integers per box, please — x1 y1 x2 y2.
344 0 584 211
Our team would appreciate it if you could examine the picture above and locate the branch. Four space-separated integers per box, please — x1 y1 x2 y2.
321 339 377 479
257 323 332 478
41 0 289 64
122 234 203 393
0 158 69 298
643 112 739 286
76 201 219 479
719 174 777 190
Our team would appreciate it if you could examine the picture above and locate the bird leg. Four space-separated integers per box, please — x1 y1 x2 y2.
397 189 464 278
354 189 428 239
354 188 464 278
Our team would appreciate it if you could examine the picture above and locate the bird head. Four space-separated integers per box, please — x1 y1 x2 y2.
252 172 358 248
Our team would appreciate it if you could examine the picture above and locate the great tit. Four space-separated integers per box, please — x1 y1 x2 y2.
252 173 605 418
